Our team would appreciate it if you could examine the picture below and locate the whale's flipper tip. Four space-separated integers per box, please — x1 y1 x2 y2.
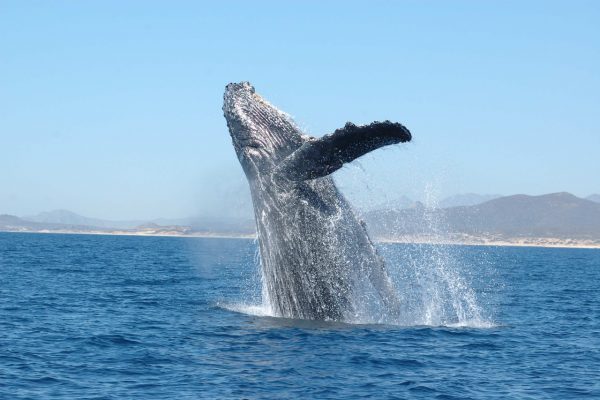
339 120 411 146
275 120 412 181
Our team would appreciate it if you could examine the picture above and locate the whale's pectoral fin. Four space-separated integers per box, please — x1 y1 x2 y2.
274 121 411 181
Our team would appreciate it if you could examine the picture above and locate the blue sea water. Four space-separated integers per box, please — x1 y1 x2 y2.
1 232 599 399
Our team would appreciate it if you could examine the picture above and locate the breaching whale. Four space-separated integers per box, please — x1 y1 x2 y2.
223 82 411 321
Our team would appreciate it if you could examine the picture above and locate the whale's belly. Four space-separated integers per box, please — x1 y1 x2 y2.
252 177 384 320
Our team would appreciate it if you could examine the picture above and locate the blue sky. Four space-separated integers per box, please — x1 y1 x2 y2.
1 1 599 220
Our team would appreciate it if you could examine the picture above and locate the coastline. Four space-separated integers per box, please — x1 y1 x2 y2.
2 229 599 249
378 236 600 250
0 228 256 240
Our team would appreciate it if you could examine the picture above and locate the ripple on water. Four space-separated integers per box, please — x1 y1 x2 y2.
1 233 599 399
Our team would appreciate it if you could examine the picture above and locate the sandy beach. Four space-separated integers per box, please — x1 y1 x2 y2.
3 228 599 250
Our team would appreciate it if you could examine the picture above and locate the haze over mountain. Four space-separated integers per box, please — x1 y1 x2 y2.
20 210 255 234
365 192 600 240
24 210 144 229
0 214 103 232
18 193 503 230
438 193 502 208
363 193 502 212
3 192 600 244
364 196 416 212
586 194 600 203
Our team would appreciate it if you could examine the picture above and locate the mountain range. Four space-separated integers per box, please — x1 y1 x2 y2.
364 192 600 240
20 210 255 233
2 192 600 243
23 209 143 229
587 194 600 203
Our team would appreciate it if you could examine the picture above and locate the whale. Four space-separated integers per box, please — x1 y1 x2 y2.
223 82 411 321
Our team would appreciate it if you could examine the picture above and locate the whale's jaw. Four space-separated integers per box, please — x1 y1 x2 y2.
222 82 304 176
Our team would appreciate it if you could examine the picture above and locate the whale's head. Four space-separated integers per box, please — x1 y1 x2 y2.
223 82 304 178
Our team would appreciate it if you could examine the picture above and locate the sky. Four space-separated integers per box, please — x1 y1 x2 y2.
1 1 599 220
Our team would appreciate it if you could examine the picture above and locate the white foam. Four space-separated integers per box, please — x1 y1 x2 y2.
219 302 275 318
444 320 499 329
219 302 498 329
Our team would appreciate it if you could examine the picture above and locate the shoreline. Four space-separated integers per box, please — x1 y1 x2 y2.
2 229 599 249
0 229 256 240
378 237 600 250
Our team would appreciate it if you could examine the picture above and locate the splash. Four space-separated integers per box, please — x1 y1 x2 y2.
222 82 493 327
380 182 494 328
226 179 495 328
219 302 273 318
387 240 492 327
229 221 495 329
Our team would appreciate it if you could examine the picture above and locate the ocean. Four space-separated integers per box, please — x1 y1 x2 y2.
1 232 599 399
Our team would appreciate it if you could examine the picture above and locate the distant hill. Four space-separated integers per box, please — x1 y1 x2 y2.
365 192 600 239
4 192 600 241
1 212 254 236
361 196 415 212
0 214 32 228
438 193 501 208
0 214 103 232
364 193 500 212
22 210 256 234
0 214 201 236
587 194 600 203
153 216 255 235
23 210 142 229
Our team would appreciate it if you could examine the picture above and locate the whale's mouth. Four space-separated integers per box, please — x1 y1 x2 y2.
222 82 303 164
223 82 259 148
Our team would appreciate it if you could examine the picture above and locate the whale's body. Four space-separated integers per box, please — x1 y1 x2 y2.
223 82 411 321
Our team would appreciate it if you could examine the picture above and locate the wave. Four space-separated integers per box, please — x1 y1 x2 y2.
218 302 274 318
218 302 498 329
